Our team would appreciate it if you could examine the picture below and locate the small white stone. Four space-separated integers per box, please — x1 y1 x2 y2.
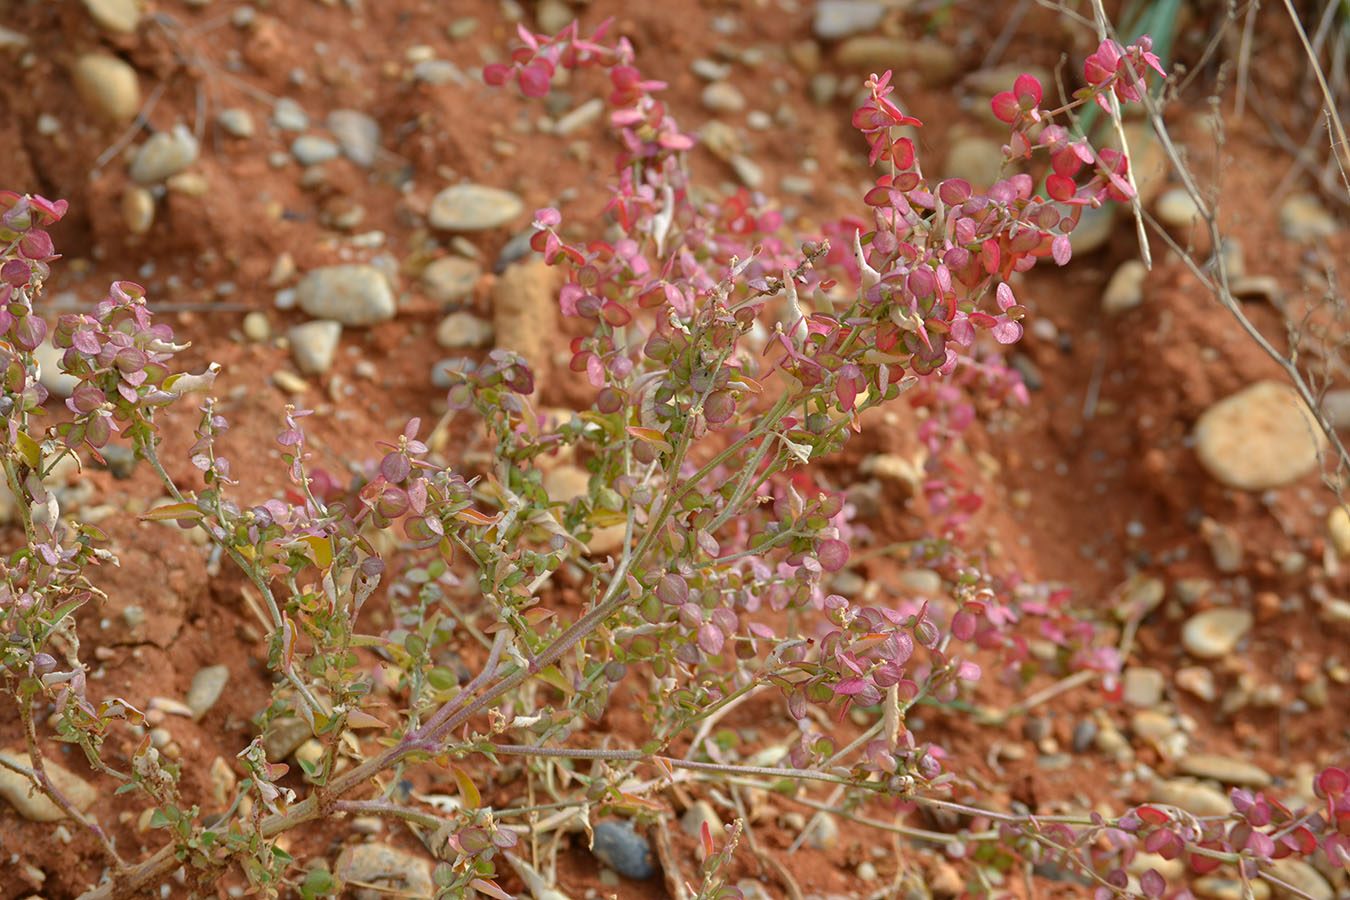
1180 608 1252 660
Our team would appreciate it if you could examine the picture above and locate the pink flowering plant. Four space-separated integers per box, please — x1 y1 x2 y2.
2 21 1347 900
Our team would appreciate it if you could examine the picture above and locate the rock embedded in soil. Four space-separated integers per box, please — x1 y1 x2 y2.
288 320 342 375
217 108 255 138
435 312 493 349
83 0 140 33
1155 188 1203 230
35 340 79 398
803 811 839 850
263 717 314 762
421 256 481 303
941 135 1004 190
1177 753 1272 787
835 37 957 85
296 265 395 326
1180 608 1252 659
242 311 271 342
1149 778 1232 817
1101 259 1147 315
1068 204 1115 255
130 125 200 184
428 184 525 232
1199 518 1243 573
701 81 746 113
1195 877 1271 900
536 0 574 34
681 800 724 838
813 0 886 39
0 750 99 822
291 135 340 166
492 257 558 377
1121 666 1165 707
1265 858 1334 900
72 53 141 121
185 665 230 720
1175 665 1218 702
327 109 380 167
1192 380 1325 491
591 819 656 879
334 843 434 900
272 97 309 132
1279 193 1337 243
121 186 155 235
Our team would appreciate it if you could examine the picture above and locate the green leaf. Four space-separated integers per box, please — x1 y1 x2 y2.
15 430 41 469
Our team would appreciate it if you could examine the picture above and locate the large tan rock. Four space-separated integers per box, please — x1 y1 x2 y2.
1193 381 1325 490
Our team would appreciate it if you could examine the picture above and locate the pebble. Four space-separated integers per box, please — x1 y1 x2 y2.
130 125 200 184
435 312 494 349
1265 858 1334 900
1177 753 1272 787
1130 710 1177 741
1279 193 1337 242
1328 506 1350 556
185 665 229 720
208 756 235 807
554 98 604 136
536 0 574 33
83 0 140 33
296 265 396 326
117 185 154 235
1175 666 1217 702
1121 666 1166 707
1150 778 1231 817
0 750 99 822
591 820 656 880
808 71 840 106
1181 608 1252 659
334 843 434 900
288 320 342 375
272 370 309 394
263 717 313 762
691 58 733 81
730 154 765 189
1195 877 1270 900
1193 380 1325 491
813 0 885 39
1069 204 1115 255
492 258 558 376
167 172 208 197
420 256 481 303
804 812 839 850
1115 574 1165 622
942 136 1004 189
241 311 271 342
857 861 879 881
98 445 138 479
835 37 957 85
1199 518 1243 573
72 54 140 121
272 98 309 132
327 109 380 168
217 108 255 138
1071 719 1098 752
1102 259 1147 315
431 357 473 390
701 81 746 113
35 340 78 398
413 59 464 85
680 800 724 838
290 136 340 166
1155 188 1203 230
428 184 524 232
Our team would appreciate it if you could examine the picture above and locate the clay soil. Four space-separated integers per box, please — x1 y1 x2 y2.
1 1 1349 899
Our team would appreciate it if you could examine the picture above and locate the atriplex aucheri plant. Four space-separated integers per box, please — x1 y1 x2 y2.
1 16 1347 900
